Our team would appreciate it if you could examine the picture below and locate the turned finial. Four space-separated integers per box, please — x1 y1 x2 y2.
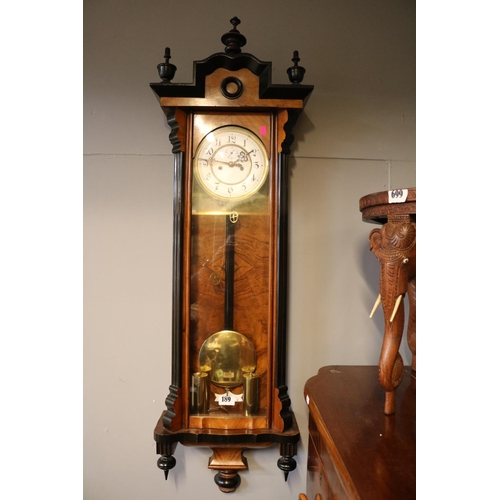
157 47 177 82
287 50 306 83
221 17 247 54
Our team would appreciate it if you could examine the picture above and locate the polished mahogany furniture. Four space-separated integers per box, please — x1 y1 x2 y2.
359 188 416 414
301 366 415 500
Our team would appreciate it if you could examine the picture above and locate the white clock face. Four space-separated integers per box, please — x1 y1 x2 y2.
194 126 269 201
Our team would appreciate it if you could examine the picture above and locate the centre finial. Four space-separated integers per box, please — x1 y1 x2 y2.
230 17 241 30
221 17 246 54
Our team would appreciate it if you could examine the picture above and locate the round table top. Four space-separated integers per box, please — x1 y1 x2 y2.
359 187 416 224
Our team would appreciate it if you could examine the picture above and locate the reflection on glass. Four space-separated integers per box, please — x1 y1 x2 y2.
244 373 259 415
190 371 209 414
199 330 256 389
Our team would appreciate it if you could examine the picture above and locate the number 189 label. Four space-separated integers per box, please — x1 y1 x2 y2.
214 390 244 406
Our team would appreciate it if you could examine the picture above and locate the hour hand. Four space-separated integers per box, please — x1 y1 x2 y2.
215 160 244 171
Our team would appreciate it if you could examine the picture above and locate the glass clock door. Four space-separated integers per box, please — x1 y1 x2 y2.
188 113 273 429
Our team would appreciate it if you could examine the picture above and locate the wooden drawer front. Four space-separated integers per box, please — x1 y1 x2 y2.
308 415 354 500
306 433 335 500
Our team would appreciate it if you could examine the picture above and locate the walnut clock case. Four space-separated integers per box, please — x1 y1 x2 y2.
151 18 313 493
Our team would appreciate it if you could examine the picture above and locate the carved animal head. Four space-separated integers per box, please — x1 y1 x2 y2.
369 220 416 318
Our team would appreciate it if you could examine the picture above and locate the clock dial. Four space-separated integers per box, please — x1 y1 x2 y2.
194 126 269 201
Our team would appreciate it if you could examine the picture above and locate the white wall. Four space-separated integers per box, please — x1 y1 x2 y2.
84 1 415 499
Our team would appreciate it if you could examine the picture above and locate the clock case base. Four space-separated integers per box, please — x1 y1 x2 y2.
154 411 300 492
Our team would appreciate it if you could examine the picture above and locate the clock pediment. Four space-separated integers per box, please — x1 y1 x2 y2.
151 18 313 108
151 54 312 109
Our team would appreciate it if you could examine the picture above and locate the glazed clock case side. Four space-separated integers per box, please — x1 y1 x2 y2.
151 18 313 492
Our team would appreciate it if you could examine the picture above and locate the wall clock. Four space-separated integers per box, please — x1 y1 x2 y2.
151 17 313 492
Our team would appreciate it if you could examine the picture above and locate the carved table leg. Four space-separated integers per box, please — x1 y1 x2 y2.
369 215 416 415
407 277 416 371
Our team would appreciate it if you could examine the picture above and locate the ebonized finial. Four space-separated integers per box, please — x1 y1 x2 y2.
221 17 247 54
287 50 306 84
157 454 176 480
157 47 177 82
277 455 297 482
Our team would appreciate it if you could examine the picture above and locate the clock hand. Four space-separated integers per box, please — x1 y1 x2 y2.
214 160 244 171
237 150 252 162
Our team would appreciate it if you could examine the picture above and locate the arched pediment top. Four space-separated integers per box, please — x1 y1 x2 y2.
152 52 270 98
151 18 313 105
151 52 313 103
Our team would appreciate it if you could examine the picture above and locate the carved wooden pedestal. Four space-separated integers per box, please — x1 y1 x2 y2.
359 188 416 415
